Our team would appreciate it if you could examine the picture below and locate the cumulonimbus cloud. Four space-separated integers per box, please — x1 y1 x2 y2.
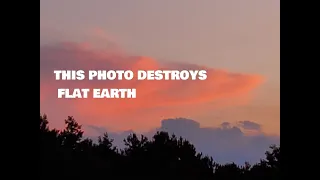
40 39 264 131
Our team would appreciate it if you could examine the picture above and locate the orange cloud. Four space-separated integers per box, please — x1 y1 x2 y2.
40 41 264 131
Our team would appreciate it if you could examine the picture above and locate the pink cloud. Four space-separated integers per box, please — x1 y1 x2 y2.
40 39 264 131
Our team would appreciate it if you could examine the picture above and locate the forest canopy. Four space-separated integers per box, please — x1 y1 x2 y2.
40 114 280 179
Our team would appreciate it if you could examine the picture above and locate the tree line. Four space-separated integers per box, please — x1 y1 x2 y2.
40 114 280 179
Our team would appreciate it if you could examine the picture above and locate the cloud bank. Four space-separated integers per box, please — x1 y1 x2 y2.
84 118 279 164
40 38 263 131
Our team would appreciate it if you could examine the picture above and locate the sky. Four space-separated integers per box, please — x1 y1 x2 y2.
40 0 280 164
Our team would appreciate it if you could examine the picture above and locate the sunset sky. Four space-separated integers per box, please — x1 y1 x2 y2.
40 0 279 163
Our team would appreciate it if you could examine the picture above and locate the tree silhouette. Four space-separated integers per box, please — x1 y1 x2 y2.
60 116 83 148
39 114 280 179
